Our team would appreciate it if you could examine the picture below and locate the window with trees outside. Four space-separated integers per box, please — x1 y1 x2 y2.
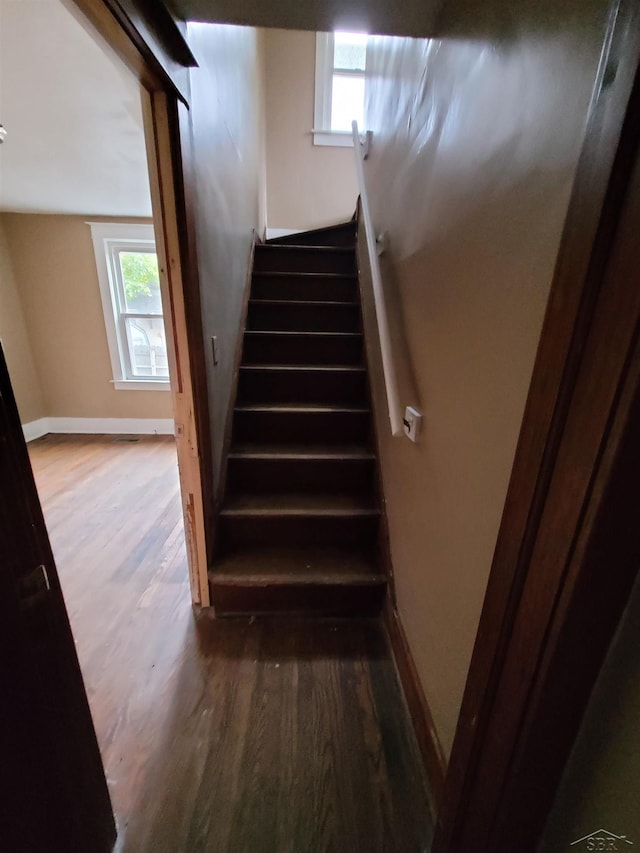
89 222 170 391
314 31 367 147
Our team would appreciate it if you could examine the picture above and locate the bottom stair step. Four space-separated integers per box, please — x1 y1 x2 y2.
209 546 386 616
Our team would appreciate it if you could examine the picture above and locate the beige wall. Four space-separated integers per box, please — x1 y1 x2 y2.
264 28 358 231
0 217 45 423
538 574 640 851
359 0 610 756
1 213 173 421
186 23 266 493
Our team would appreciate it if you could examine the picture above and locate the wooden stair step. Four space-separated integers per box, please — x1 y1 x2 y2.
226 445 375 493
232 403 371 444
211 545 381 579
242 330 363 365
251 272 357 302
209 546 385 616
253 244 356 274
218 492 380 549
237 364 367 404
220 491 378 516
229 442 374 459
209 582 385 616
247 299 361 333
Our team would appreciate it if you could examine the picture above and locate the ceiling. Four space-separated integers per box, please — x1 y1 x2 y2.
169 0 443 38
0 0 152 216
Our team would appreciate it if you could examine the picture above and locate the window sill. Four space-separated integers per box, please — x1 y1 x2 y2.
312 130 355 148
113 380 171 392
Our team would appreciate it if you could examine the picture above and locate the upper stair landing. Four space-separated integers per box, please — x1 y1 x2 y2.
266 220 356 247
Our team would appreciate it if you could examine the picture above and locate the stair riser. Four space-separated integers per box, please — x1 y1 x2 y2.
243 334 363 365
251 275 357 302
226 457 375 495
210 581 385 616
233 409 371 445
238 369 367 404
247 302 360 333
219 514 379 549
254 247 355 274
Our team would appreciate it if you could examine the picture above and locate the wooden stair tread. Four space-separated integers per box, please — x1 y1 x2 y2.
244 330 361 338
210 546 384 583
252 271 356 279
235 403 369 413
229 443 373 459
211 572 386 586
239 364 365 372
220 492 379 516
256 244 354 253
249 299 359 307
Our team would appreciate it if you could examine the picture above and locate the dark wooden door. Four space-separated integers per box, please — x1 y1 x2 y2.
0 344 115 852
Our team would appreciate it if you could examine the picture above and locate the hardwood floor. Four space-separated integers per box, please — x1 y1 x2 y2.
28 434 432 852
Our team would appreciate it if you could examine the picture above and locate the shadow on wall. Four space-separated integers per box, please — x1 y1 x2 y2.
359 0 611 756
186 23 265 494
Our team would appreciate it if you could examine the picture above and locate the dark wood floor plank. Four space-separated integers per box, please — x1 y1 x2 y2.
27 434 432 852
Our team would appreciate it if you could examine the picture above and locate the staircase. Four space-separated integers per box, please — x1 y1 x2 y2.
210 221 387 616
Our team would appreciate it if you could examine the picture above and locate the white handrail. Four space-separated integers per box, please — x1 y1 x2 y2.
352 121 404 437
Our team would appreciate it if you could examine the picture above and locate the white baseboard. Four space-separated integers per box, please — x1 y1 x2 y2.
266 227 303 240
22 417 175 442
22 418 50 442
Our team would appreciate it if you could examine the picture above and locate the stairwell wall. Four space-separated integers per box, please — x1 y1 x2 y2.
185 23 267 494
263 28 358 233
359 0 611 757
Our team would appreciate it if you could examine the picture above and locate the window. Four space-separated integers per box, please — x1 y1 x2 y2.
89 222 170 391
314 31 367 147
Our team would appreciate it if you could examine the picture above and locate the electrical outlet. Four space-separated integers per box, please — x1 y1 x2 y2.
211 335 219 365
403 406 422 442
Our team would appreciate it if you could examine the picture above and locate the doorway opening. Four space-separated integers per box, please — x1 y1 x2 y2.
0 0 204 838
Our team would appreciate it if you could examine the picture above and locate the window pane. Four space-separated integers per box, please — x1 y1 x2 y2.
333 31 367 71
125 317 169 378
119 251 162 314
331 73 365 131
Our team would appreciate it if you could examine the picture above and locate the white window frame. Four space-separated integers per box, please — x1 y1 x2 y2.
88 222 170 391
313 32 367 148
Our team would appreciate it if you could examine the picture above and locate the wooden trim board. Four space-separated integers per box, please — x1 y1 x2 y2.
143 89 211 606
71 0 193 102
383 597 447 820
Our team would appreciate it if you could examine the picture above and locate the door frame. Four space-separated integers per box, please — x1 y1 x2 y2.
70 0 213 606
65 0 640 849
